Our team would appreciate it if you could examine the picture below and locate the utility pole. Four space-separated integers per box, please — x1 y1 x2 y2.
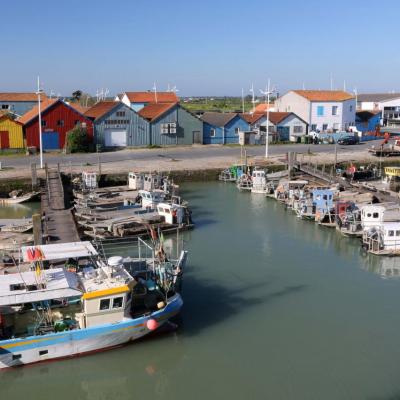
37 77 44 169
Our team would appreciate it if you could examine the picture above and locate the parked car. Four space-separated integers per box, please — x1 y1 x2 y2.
337 136 358 145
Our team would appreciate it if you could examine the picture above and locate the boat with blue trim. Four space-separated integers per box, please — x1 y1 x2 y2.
0 239 187 368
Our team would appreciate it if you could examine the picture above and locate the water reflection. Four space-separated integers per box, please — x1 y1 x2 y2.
1 332 185 400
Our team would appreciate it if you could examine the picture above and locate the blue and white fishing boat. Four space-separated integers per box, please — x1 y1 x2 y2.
0 240 187 369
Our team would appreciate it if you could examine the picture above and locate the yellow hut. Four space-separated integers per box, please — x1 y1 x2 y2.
0 111 24 149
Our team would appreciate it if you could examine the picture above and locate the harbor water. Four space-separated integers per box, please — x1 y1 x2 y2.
2 182 400 399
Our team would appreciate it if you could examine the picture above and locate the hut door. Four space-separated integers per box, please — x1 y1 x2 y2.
192 131 202 144
0 131 9 149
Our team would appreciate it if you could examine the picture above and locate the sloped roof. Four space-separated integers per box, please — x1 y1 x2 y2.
201 112 239 127
240 112 293 125
84 101 120 120
357 93 400 102
356 110 381 122
17 99 58 125
0 111 22 125
138 102 177 122
254 103 274 113
0 92 48 102
293 90 354 102
124 92 179 103
240 113 266 124
69 102 89 115
268 112 292 124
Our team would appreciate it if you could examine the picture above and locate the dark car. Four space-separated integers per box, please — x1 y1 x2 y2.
337 136 358 145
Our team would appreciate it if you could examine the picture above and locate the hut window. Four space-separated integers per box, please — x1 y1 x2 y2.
389 231 395 237
210 129 216 137
116 111 125 117
99 298 110 310
373 213 379 218
57 119 64 127
112 297 123 309
235 127 240 135
1 104 9 109
41 120 47 127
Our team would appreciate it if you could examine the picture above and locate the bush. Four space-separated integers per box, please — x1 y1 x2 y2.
65 125 89 153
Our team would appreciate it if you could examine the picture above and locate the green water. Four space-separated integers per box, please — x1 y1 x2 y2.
0 203 40 219
1 183 400 400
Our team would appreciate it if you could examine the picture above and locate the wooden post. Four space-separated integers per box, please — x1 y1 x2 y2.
98 153 102 176
31 163 37 190
32 213 42 245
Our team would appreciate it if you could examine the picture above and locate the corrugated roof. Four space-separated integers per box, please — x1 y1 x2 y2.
201 112 239 127
124 92 179 103
17 99 58 125
357 93 400 102
138 102 177 122
0 92 48 102
293 90 354 102
84 101 120 120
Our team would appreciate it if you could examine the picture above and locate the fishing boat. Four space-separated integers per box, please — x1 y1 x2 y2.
0 218 33 234
0 191 40 205
0 240 187 368
251 169 268 194
236 174 253 191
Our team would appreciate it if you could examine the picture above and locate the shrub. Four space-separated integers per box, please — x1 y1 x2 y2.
65 125 89 153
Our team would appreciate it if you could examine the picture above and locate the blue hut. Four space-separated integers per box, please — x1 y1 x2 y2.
356 110 381 133
139 103 203 145
84 101 150 147
201 112 249 144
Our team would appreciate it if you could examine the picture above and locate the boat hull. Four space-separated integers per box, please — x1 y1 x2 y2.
0 294 183 369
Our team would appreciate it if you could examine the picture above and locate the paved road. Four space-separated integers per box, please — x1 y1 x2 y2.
0 140 381 169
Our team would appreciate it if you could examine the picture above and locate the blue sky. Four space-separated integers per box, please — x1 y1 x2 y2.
1 0 400 96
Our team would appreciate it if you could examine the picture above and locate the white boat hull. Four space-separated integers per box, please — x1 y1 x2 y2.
0 294 182 369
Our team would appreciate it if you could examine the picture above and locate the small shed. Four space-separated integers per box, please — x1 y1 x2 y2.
0 111 24 149
201 112 249 144
18 99 93 150
85 101 150 147
139 103 203 146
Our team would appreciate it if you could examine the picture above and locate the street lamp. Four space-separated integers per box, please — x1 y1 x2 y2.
260 79 277 158
36 76 44 169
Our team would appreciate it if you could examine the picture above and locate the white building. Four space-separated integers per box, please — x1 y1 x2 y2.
275 90 356 132
357 93 400 127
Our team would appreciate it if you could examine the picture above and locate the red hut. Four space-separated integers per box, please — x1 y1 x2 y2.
18 99 93 150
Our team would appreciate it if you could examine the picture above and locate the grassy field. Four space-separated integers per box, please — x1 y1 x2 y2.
182 97 256 113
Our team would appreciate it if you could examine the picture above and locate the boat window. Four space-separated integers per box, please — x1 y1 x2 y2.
112 297 123 309
316 195 321 200
10 283 25 291
367 213 372 218
39 350 48 356
373 213 379 218
165 208 171 214
396 231 400 236
323 195 327 200
99 298 111 310
329 195 332 200
12 354 22 360
389 230 395 237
